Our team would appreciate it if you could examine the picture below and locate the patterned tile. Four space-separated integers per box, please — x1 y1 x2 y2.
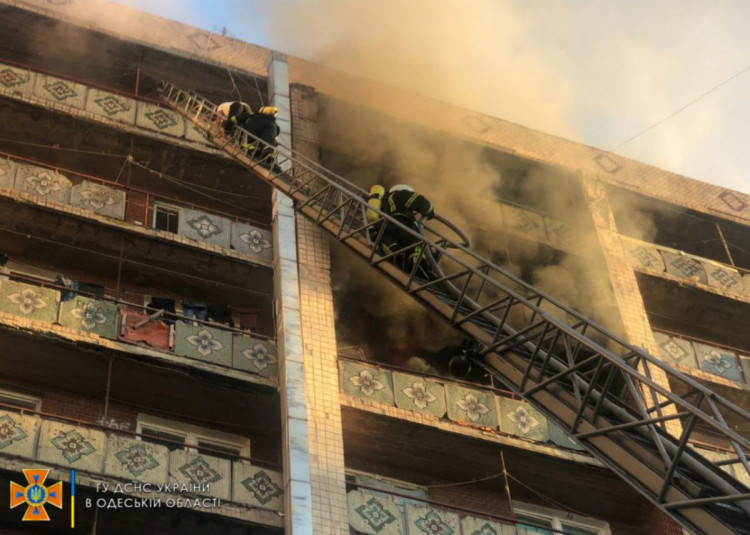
741 356 750 386
58 297 118 340
661 251 708 285
501 205 547 243
33 75 87 108
339 361 395 406
446 384 498 428
693 342 742 382
178 208 231 248
624 240 666 273
347 489 403 535
85 88 136 124
717 190 748 212
233 335 278 377
0 63 34 96
14 164 72 204
38 420 104 472
174 322 232 366
547 421 585 451
653 332 698 369
699 261 742 294
544 218 572 251
0 410 40 458
405 504 459 535
136 103 185 137
104 435 168 484
393 372 446 417
0 280 59 323
69 181 126 220
187 31 222 52
499 398 548 442
0 158 17 189
231 222 273 261
461 515 515 535
232 464 284 510
169 451 230 499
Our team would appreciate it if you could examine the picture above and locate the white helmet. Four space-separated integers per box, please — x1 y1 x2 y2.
389 184 414 194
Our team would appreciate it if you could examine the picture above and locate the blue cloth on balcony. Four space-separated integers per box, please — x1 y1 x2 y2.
182 301 207 326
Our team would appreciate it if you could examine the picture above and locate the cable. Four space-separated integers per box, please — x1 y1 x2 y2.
424 472 504 488
609 62 750 153
506 471 590 517
0 137 129 158
226 67 243 102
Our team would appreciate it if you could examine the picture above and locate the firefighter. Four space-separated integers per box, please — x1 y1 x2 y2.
370 184 435 278
216 101 252 134
241 106 280 167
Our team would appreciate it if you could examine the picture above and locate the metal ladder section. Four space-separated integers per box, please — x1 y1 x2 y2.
160 83 750 535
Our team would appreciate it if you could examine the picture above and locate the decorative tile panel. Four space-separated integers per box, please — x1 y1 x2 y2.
185 123 209 144
624 240 666 273
70 181 126 219
231 222 273 261
544 218 573 251
85 88 136 124
104 435 168 485
393 372 446 418
118 309 171 350
14 164 72 204
0 410 40 458
446 384 498 428
501 205 547 243
347 489 403 535
169 450 231 500
653 332 698 369
178 208 231 248
741 356 750 385
174 322 232 366
233 463 284 511
547 421 585 451
461 515 515 535
0 158 17 189
59 297 118 339
700 262 742 294
136 103 185 137
661 251 708 285
38 420 105 472
339 361 395 406
34 75 87 108
0 280 59 323
405 504 459 535
693 342 742 382
233 335 278 377
0 63 34 96
499 398 548 442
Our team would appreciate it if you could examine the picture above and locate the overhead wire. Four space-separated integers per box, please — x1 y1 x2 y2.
0 137 130 158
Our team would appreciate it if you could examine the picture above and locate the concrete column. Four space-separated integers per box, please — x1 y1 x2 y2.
269 54 314 535
580 174 681 437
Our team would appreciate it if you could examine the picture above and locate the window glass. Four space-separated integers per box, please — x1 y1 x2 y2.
516 514 553 534
562 525 599 535
197 439 241 460
154 205 179 233
141 426 186 451
0 392 40 412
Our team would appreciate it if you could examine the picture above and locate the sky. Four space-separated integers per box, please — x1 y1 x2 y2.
115 0 750 195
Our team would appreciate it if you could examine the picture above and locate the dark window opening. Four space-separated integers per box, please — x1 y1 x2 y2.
154 205 179 233
140 426 186 452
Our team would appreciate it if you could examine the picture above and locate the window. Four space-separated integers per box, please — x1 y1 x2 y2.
137 414 250 460
153 203 180 233
0 387 42 413
514 503 610 535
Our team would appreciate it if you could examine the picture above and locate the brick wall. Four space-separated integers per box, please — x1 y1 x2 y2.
429 482 512 519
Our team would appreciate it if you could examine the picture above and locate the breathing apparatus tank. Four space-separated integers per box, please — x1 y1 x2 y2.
366 185 386 223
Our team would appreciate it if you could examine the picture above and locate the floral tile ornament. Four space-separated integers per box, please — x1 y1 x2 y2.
0 280 59 323
232 464 284 510
33 75 87 108
446 383 498 428
170 450 230 499
693 342 742 382
174 322 232 366
661 251 708 285
700 261 742 293
136 103 185 137
38 420 104 472
653 332 698 369
347 489 403 535
0 158 16 189
461 515 515 535
499 398 548 442
70 181 126 220
0 410 39 458
178 208 231 248
14 164 72 204
231 222 274 260
339 361 395 406
59 297 118 340
85 88 136 124
0 64 32 93
393 372 445 417
233 335 278 377
405 504 459 535
104 435 167 484
623 239 666 273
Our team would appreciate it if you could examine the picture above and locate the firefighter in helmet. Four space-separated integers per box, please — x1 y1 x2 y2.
242 106 281 167
217 101 252 134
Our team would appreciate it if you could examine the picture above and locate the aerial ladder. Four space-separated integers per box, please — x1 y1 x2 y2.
160 83 750 535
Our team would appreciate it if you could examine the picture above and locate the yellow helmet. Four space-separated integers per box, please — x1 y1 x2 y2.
259 106 278 117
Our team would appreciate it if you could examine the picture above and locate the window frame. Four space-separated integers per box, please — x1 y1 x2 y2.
513 502 611 535
0 387 42 413
136 413 250 459
152 201 181 234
